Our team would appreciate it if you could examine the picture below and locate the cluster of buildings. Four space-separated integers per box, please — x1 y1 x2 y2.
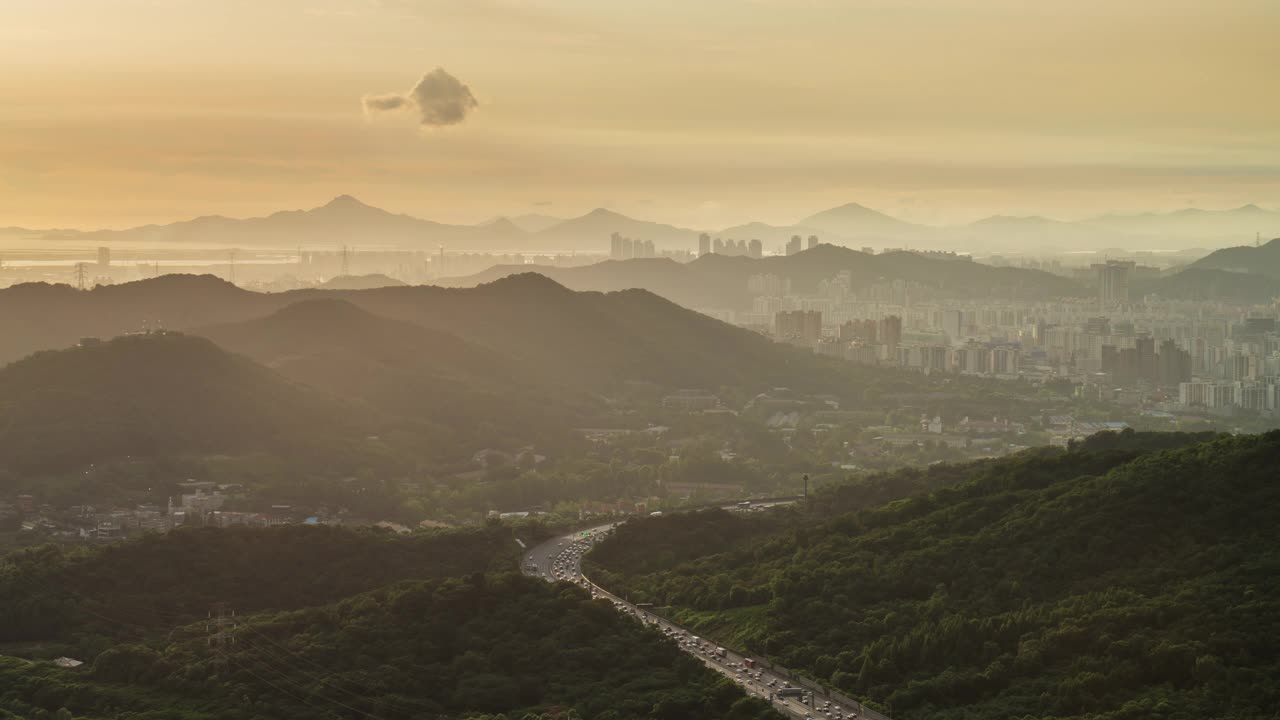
785 235 821 256
609 233 658 260
697 234 764 258
4 480 317 545
693 233 824 258
714 261 1280 417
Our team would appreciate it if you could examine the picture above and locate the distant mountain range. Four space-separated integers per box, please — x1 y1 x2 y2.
440 243 1086 310
5 196 1278 253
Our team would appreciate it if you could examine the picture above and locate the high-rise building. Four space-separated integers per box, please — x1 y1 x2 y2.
1158 339 1192 386
1084 316 1111 336
748 238 763 258
1093 260 1135 306
839 319 877 343
953 342 992 375
747 273 792 297
878 315 903 348
1101 344 1118 375
97 247 111 268
942 309 964 344
775 310 822 343
786 235 803 256
698 233 711 257
992 346 1020 375
1134 335 1157 385
807 235 819 249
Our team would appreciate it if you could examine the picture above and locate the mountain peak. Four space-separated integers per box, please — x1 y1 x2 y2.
799 202 916 236
827 202 874 213
483 217 525 234
478 272 572 297
313 195 386 216
323 194 368 209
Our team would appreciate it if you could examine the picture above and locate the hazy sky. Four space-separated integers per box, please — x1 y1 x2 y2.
3 0 1278 229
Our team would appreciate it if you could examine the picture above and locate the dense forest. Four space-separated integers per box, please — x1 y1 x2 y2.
0 333 429 474
0 524 778 720
0 524 520 648
195 298 593 452
587 430 1280 719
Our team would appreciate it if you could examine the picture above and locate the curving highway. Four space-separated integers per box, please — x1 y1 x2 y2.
522 506 883 720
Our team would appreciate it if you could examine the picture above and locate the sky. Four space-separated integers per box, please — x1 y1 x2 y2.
2 0 1278 230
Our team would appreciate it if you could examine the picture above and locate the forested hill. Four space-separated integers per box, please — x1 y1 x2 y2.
0 332 398 473
0 525 779 720
1187 236 1280 276
285 273 870 392
1135 267 1280 303
439 244 1085 310
0 273 913 398
587 430 1280 720
0 274 261 364
0 524 517 644
195 298 591 447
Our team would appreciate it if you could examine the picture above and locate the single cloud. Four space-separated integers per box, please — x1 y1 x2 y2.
363 67 478 127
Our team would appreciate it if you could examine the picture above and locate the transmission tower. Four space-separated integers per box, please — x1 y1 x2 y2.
340 245 351 276
74 262 88 290
228 249 238 285
207 602 237 649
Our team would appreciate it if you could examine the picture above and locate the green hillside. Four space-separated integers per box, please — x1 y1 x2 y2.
0 332 393 474
1136 267 1280 303
311 273 873 393
0 524 515 645
196 298 592 449
0 274 263 365
1187 237 1280 276
0 525 779 720
587 431 1280 719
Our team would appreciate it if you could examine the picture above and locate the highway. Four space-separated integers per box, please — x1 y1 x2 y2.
522 506 877 720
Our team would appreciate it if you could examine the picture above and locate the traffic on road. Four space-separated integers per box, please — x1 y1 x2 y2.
524 518 871 720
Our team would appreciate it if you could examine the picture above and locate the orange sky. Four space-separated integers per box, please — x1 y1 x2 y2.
2 0 1278 229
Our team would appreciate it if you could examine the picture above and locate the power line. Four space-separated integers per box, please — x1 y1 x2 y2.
237 624 417 716
223 651 342 719
223 643 389 720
